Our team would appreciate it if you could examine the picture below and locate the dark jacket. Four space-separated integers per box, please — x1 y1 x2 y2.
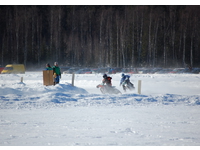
52 66 61 76
102 76 112 86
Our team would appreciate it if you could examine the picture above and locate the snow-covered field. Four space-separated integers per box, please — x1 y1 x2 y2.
0 71 200 146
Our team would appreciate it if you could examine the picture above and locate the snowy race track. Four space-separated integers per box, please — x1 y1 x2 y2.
0 72 200 146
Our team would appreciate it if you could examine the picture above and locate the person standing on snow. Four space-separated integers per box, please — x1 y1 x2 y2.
52 62 61 85
45 63 53 70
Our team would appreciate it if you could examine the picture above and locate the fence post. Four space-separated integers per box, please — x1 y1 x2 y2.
21 77 23 83
72 73 75 86
138 80 141 94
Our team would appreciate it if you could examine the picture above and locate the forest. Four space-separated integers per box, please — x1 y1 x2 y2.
0 5 200 69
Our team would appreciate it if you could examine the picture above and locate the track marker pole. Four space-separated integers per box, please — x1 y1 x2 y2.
138 80 141 94
72 73 75 86
21 77 23 83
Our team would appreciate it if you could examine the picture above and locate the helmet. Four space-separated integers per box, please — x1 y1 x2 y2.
121 73 125 77
103 74 107 78
54 62 58 66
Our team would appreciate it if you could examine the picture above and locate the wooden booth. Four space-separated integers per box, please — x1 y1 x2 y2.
43 70 54 86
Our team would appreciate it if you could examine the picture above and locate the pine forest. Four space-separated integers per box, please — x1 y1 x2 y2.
0 5 200 69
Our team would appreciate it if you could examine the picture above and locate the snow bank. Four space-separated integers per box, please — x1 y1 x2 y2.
1 72 200 109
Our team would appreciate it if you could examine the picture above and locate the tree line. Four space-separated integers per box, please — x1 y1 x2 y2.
0 5 200 69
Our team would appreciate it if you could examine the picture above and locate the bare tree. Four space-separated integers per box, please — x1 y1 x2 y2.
182 14 188 67
31 6 36 62
170 6 177 66
131 10 135 67
148 7 152 66
163 12 167 67
120 22 125 68
1 35 5 65
14 6 20 63
50 6 54 61
152 18 159 67
99 11 104 66
116 12 120 67
24 7 28 66
109 10 113 67
36 15 40 66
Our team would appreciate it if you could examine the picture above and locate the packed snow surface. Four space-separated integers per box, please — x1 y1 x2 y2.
1 72 200 146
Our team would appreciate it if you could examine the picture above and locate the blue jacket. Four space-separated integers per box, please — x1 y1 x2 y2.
120 75 130 85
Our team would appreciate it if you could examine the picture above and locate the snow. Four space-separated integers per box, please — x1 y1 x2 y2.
1 72 200 146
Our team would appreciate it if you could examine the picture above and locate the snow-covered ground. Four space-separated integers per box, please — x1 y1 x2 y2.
0 72 200 146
